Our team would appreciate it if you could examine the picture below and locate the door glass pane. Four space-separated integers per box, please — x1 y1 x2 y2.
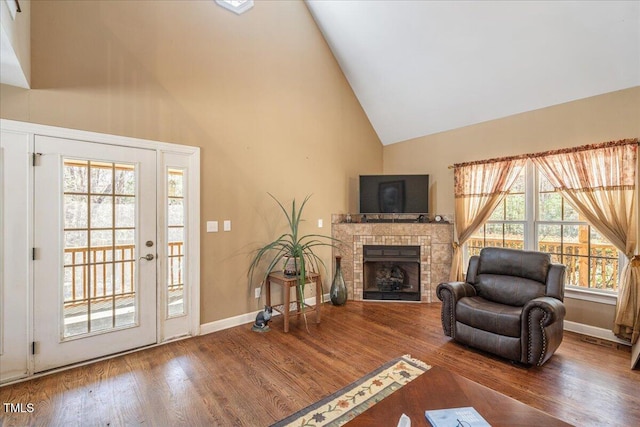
63 159 138 338
167 168 186 318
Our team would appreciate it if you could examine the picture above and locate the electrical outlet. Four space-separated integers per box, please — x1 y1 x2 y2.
254 287 261 299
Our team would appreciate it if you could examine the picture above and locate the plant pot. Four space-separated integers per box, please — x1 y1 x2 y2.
283 256 300 276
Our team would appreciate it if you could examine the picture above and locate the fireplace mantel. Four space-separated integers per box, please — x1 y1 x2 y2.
331 215 453 303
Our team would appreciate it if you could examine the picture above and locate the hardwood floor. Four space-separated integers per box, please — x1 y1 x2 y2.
1 302 638 426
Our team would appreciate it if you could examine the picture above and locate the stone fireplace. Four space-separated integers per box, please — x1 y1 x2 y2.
331 214 453 303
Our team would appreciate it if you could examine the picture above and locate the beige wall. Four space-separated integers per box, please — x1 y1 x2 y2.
384 87 640 216
384 86 640 330
0 0 382 323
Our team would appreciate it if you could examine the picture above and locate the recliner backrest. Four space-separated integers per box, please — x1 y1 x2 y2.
473 247 550 306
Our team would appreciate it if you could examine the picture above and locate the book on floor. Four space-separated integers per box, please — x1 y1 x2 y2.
425 406 491 427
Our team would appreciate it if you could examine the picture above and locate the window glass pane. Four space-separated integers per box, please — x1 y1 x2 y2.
115 196 135 228
537 224 560 251
484 223 504 247
115 229 134 246
90 163 114 194
489 200 505 221
115 165 135 195
168 170 184 197
90 196 113 228
562 200 580 221
590 257 618 292
539 192 563 221
168 227 184 243
168 198 184 227
64 302 88 337
510 172 525 193
538 172 555 192
590 229 615 256
64 195 88 228
562 224 587 255
64 160 88 193
90 298 113 332
504 224 524 249
505 194 525 220
65 230 88 249
115 295 136 327
565 254 588 287
90 229 112 248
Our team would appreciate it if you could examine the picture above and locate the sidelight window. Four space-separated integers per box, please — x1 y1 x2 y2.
167 168 186 318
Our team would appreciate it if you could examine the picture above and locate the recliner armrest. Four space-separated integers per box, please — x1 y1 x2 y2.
523 296 566 326
522 296 566 366
437 281 477 303
436 281 477 338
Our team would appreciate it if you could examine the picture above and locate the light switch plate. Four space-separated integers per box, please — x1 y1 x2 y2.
223 220 231 231
207 221 218 233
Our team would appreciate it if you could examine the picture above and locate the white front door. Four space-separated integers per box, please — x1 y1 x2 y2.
33 135 157 372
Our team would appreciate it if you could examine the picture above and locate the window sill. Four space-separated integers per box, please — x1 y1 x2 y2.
564 288 617 305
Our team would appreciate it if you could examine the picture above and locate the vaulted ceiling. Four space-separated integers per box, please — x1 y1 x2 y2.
306 1 640 145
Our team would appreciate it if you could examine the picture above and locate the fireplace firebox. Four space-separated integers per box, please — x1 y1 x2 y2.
363 245 420 301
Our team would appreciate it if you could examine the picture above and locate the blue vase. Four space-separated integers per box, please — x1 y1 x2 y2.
330 256 347 306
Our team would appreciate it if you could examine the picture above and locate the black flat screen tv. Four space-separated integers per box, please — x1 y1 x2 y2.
359 174 429 214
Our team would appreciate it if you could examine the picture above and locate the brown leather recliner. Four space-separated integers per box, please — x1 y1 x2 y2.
436 247 566 366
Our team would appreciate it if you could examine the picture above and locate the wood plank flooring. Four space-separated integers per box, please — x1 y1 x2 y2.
1 302 638 426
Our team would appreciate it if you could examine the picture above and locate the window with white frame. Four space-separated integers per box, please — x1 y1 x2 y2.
467 161 623 294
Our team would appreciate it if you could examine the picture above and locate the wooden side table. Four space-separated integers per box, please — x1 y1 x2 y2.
265 271 322 332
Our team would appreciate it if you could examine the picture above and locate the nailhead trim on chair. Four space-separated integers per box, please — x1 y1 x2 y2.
527 307 548 366
438 288 455 338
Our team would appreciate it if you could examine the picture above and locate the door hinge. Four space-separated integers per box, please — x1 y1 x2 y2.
32 152 42 166
31 341 36 355
32 247 37 260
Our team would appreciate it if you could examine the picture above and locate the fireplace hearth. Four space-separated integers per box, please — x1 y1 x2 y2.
363 245 420 301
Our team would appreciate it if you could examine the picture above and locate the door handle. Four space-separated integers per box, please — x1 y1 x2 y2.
139 253 155 261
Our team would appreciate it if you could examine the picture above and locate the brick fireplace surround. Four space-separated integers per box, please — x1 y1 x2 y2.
331 215 453 303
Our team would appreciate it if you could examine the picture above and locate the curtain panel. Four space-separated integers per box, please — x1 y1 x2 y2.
531 139 639 344
450 158 526 281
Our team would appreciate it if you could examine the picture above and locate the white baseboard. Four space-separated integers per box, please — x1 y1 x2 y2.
199 294 329 335
564 320 630 346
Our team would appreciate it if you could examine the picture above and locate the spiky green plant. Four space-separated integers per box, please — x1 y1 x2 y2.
248 193 339 330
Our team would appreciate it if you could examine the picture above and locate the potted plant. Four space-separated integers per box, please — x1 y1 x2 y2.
248 193 338 329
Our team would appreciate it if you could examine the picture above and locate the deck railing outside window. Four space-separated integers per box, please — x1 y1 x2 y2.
468 238 618 291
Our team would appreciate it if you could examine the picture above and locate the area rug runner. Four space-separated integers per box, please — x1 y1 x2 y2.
271 354 431 427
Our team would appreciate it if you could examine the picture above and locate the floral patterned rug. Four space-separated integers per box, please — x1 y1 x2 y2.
271 354 431 427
